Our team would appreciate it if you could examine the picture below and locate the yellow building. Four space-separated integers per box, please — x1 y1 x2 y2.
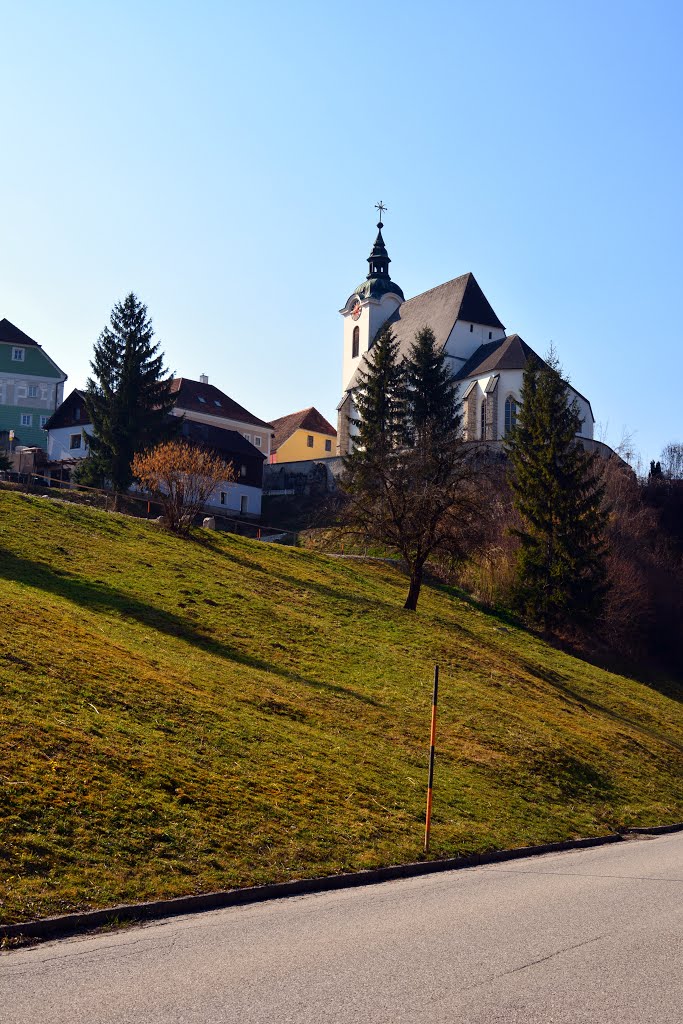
269 407 337 463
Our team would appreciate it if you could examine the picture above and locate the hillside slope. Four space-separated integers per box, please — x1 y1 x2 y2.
1 490 682 925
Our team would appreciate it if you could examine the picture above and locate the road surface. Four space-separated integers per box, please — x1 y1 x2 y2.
2 832 681 1022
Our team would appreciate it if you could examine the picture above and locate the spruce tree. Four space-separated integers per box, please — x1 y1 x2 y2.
405 326 460 439
84 293 178 499
349 323 405 458
505 351 608 631
343 324 478 611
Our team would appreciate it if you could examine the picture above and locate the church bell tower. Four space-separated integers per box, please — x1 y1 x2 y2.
339 204 405 394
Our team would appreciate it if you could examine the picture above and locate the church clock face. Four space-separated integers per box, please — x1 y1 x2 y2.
351 301 361 321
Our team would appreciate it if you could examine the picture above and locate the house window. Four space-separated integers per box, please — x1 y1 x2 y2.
241 465 247 477
469 324 473 333
28 385 38 398
352 326 360 358
325 439 332 452
20 413 32 427
488 332 492 340
220 491 228 505
12 347 25 361
240 495 248 514
214 400 222 407
40 415 49 428
254 435 262 447
504 396 518 434
244 433 251 442
69 433 82 450
307 435 314 447
197 396 206 403
480 399 486 440
74 406 81 421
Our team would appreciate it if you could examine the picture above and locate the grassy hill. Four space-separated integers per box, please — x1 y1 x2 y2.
1 489 682 926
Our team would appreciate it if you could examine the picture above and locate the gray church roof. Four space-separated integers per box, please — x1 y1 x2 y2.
347 272 505 390
456 333 593 415
454 333 538 379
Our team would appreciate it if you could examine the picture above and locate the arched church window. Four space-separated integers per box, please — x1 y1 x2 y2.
480 398 487 440
504 396 518 434
352 326 360 358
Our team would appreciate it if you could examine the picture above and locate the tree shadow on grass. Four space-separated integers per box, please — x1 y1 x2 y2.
196 538 405 614
0 551 379 707
513 658 683 755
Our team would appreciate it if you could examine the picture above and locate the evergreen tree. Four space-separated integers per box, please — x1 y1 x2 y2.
343 324 479 611
505 351 608 632
348 323 405 458
405 326 460 438
84 293 178 500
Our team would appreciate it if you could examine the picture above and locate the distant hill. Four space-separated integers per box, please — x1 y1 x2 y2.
1 490 681 926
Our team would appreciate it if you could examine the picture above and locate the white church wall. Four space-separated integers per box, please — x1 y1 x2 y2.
572 392 594 438
340 292 401 392
445 321 505 365
459 369 594 441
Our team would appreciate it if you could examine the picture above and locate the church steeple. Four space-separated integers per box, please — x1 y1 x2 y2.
367 203 391 279
351 203 404 302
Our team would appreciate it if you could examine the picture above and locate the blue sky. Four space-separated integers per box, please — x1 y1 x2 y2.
2 0 681 466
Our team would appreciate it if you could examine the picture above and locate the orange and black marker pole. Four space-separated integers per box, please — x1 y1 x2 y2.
424 665 439 855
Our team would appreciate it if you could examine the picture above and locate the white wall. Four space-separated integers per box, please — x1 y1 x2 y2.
46 424 93 462
461 369 594 441
340 292 402 393
208 481 262 516
444 321 506 368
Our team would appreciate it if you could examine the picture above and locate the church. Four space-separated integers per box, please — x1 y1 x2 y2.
336 216 594 455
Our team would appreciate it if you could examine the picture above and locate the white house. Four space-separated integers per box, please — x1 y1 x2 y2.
337 220 594 454
44 378 269 516
44 389 92 478
169 376 273 516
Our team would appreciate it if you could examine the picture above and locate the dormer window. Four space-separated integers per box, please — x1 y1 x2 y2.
352 326 360 358
197 396 206 404
12 347 24 361
214 400 222 407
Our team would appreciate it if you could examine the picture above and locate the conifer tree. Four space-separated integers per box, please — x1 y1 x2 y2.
343 324 478 611
505 351 608 631
83 293 178 500
349 323 406 458
405 326 460 439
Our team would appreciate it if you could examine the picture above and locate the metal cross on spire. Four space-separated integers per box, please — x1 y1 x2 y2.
375 200 387 226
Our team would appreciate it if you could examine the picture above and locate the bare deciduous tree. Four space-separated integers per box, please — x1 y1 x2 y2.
133 441 234 535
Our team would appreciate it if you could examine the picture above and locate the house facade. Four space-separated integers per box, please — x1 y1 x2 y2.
43 375 269 515
337 222 594 454
169 376 272 515
0 319 67 452
269 407 337 464
44 389 92 478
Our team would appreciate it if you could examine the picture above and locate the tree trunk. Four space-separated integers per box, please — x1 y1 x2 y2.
404 564 424 611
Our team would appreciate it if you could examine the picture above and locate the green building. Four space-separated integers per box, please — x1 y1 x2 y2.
0 319 67 452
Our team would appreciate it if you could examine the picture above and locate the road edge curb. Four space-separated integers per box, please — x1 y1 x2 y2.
2 824 681 943
0 833 610 943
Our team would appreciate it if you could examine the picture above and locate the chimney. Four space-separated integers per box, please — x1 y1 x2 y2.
199 374 208 385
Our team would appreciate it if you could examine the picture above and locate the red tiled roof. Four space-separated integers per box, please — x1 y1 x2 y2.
270 407 337 452
169 378 272 430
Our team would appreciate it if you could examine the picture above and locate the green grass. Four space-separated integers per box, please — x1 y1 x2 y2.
1 489 682 926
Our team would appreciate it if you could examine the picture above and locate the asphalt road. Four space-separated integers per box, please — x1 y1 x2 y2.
2 833 682 1023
